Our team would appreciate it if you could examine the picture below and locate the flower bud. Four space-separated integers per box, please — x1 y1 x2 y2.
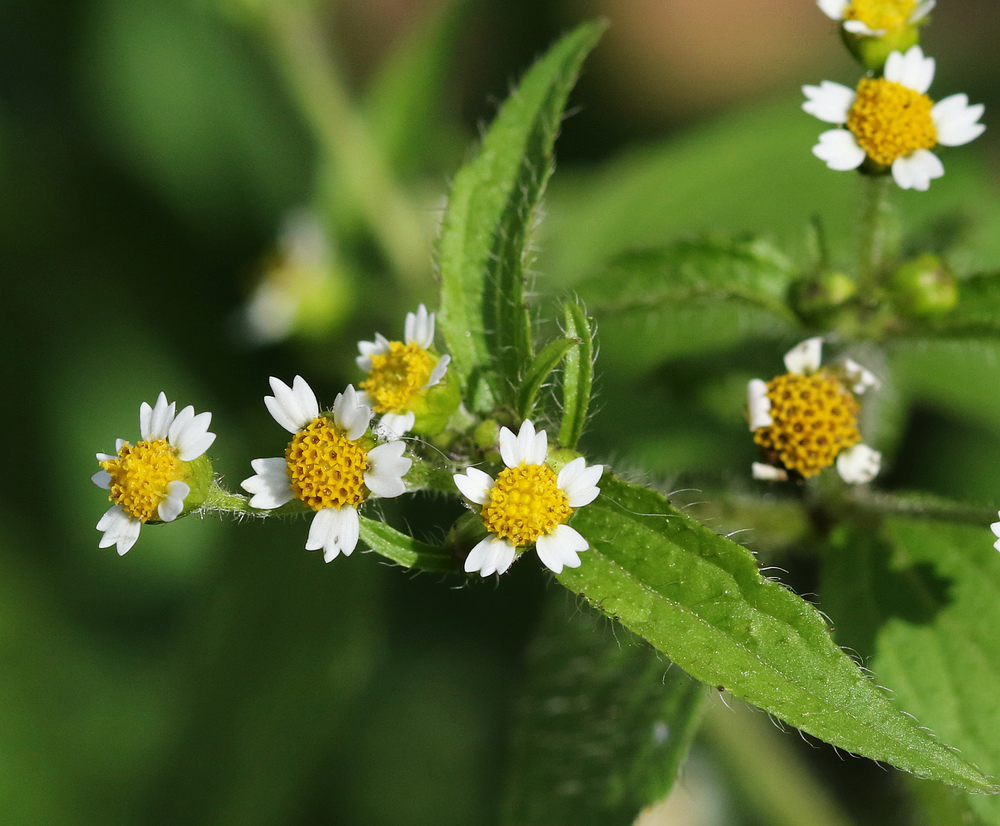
890 253 958 316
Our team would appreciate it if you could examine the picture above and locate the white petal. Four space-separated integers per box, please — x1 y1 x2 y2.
92 469 111 489
558 458 603 508
802 81 855 123
843 19 879 35
843 358 881 395
535 524 588 574
933 94 986 147
836 444 881 484
747 379 773 430
265 376 319 433
115 438 126 453
498 425 519 468
990 516 1000 540
513 419 547 466
784 337 823 374
305 506 361 560
405 304 435 348
143 392 176 440
910 0 934 24
425 354 450 389
169 407 216 462
886 46 934 95
96 505 142 555
333 384 372 442
355 334 391 372
465 536 516 577
375 411 415 441
157 480 190 522
816 0 847 20
813 129 867 171
493 542 518 575
892 149 943 191
752 463 788 481
365 441 411 498
454 467 494 505
241 457 295 509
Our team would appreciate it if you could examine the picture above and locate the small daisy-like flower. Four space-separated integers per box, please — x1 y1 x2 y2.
747 338 881 484
453 420 603 577
356 304 451 439
92 393 216 555
817 0 934 37
241 377 411 562
803 46 985 191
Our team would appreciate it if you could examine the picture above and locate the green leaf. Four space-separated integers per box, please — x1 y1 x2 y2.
359 515 460 573
501 594 703 825
437 21 606 414
558 299 594 450
517 336 577 422
822 517 1000 822
556 474 997 792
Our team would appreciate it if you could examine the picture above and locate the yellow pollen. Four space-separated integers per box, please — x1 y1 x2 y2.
847 78 937 166
754 371 861 478
481 463 571 548
100 438 183 522
285 418 369 511
360 341 435 414
844 0 917 32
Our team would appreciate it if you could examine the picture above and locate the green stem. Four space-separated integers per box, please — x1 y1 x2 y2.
857 173 892 291
702 695 856 826
263 5 428 284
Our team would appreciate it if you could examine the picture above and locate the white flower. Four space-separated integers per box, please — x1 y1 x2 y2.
356 304 451 439
817 0 935 36
241 377 411 561
748 339 880 484
453 420 603 577
93 392 216 555
803 46 985 190
990 514 1000 552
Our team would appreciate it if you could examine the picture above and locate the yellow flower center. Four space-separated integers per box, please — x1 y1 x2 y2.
481 463 572 548
847 77 937 166
754 371 861 478
100 438 183 522
844 0 917 32
285 418 369 511
360 341 435 414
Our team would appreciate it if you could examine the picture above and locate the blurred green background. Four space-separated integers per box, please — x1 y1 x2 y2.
3 0 999 823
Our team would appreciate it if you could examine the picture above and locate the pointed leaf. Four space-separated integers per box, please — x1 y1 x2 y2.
437 21 606 413
501 594 703 825
558 299 594 449
359 515 460 572
555 474 997 792
517 336 577 421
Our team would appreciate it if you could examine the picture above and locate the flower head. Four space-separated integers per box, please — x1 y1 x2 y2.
356 305 452 439
803 46 985 190
747 338 881 484
241 377 411 562
818 0 934 37
453 420 603 576
92 393 216 555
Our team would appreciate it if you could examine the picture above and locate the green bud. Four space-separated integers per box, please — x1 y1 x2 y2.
890 254 958 316
445 511 489 559
842 24 921 73
791 270 857 320
410 368 462 438
180 454 215 515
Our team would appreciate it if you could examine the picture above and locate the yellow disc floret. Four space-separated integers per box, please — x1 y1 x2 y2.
847 77 937 166
754 371 861 478
285 418 369 511
100 438 183 522
360 342 435 414
482 463 572 548
844 0 917 32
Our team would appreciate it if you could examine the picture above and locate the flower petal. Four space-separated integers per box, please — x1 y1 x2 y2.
365 441 411 498
747 378 773 430
405 304 435 348
241 457 295 509
784 337 823 374
812 129 866 171
454 467 494 505
991 515 1000 540
843 358 880 395
843 19 879 35
265 376 319 433
816 0 848 20
836 443 881 484
425 354 450 389
465 536 516 577
513 419 547 466
375 411 416 441
802 81 855 124
933 94 986 147
333 384 372 442
498 425 519 468
306 506 361 561
911 0 935 24
96 505 142 555
355 333 391 372
92 469 111 489
169 407 216 461
885 46 934 95
535 524 588 574
157 479 190 522
752 463 788 481
143 392 177 440
557 457 603 507
892 149 943 191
